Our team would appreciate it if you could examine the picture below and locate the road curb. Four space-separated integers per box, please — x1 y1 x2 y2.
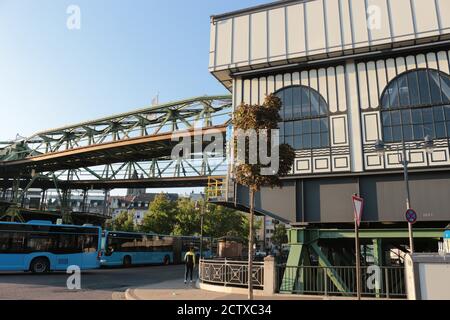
125 288 140 300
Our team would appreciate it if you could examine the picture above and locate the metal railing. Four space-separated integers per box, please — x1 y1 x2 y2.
206 177 226 200
199 259 264 289
278 265 406 298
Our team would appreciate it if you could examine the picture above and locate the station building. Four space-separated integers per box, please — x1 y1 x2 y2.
209 0 450 270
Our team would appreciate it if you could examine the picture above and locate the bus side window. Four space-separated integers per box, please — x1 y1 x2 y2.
0 232 27 253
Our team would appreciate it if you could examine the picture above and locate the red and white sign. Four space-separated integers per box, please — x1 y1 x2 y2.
352 195 364 227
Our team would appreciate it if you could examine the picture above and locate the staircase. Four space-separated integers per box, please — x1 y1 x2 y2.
206 176 235 203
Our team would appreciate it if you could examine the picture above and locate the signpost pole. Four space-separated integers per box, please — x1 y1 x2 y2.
355 218 361 300
401 140 414 254
352 194 364 301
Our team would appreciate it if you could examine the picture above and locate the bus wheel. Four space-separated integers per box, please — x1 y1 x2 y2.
30 257 50 274
163 256 170 265
123 256 132 268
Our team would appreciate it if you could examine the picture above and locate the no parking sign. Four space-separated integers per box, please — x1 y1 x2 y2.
405 209 418 224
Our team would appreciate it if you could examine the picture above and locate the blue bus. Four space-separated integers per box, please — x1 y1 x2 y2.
100 231 212 267
0 221 102 273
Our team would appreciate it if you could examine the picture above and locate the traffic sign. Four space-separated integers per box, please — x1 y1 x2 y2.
405 209 417 224
352 195 364 227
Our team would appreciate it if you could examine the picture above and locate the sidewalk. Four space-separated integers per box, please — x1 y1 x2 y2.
125 279 325 300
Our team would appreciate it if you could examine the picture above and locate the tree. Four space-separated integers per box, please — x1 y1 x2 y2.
111 210 135 232
204 204 248 239
140 193 176 234
272 223 288 249
232 94 295 300
173 197 201 236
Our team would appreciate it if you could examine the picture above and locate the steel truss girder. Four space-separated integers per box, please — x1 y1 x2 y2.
0 95 232 161
50 156 228 182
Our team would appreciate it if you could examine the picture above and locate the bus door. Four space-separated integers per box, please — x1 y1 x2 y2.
0 231 26 270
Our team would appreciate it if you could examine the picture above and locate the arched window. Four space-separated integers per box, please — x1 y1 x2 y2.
381 69 450 142
276 86 329 149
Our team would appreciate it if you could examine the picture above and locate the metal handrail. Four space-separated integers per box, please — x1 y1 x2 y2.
199 258 264 288
277 264 406 298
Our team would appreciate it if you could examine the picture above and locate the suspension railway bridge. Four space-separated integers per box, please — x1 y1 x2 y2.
0 95 232 223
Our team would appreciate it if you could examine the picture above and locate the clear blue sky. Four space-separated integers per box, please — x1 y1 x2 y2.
0 0 268 141
0 0 268 196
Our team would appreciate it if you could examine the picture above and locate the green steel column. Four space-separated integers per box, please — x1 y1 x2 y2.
280 228 312 293
372 239 383 266
310 242 350 295
280 229 304 293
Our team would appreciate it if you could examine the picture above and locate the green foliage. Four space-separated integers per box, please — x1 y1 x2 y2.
232 94 295 192
110 195 257 240
173 198 200 236
204 204 249 239
140 193 177 235
111 210 135 232
242 214 263 242
272 223 288 248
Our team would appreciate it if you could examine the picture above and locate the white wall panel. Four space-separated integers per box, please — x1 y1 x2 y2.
215 20 232 67
331 116 348 145
366 61 379 108
350 0 369 45
437 0 450 30
268 8 286 60
362 112 380 143
243 79 251 104
325 0 342 50
209 22 216 67
233 15 250 64
327 67 338 113
426 52 438 70
416 54 427 68
396 57 406 75
318 68 328 107
376 60 387 94
339 0 354 50
406 55 417 71
306 0 326 54
437 51 450 74
235 78 243 105
250 12 267 62
286 4 306 58
336 66 347 112
385 58 397 83
301 71 309 87
284 73 292 87
345 62 364 172
275 74 283 91
259 77 267 104
357 63 370 110
412 0 439 36
267 75 275 95
292 72 301 85
309 70 318 91
367 0 391 45
251 78 259 105
389 0 415 42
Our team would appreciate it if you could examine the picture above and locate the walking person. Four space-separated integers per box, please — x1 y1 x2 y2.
184 247 196 284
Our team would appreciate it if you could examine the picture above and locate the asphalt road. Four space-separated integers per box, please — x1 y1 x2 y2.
0 264 186 300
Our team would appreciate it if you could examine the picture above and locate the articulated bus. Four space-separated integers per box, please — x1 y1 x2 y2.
0 221 102 273
100 231 213 267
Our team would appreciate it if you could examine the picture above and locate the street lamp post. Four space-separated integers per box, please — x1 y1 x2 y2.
198 192 206 260
375 136 434 254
